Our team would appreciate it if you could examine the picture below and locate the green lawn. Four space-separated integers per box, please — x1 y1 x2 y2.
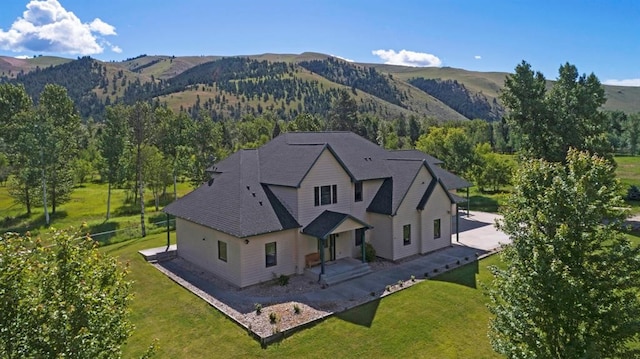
105 233 502 358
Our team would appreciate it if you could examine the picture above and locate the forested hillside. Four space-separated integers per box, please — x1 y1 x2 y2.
2 53 640 124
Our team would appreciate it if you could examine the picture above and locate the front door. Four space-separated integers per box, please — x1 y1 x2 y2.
319 234 336 261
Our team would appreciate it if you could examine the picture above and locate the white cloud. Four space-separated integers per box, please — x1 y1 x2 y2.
14 55 31 59
89 18 116 36
474 55 482 60
111 45 122 53
603 78 640 87
0 0 119 55
371 49 442 67
331 54 354 62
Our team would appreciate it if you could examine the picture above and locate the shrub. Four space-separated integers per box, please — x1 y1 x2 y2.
293 304 301 314
269 312 278 324
364 242 377 262
385 284 392 292
398 279 403 287
277 274 290 286
628 185 640 200
254 303 262 315
410 275 416 282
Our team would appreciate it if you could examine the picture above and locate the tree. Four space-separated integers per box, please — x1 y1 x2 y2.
0 84 38 213
488 149 640 358
470 143 513 192
100 105 130 220
37 84 81 216
501 61 610 162
415 126 477 175
0 227 133 358
156 108 193 201
128 101 156 237
625 113 640 155
142 145 171 210
286 113 322 132
328 89 358 131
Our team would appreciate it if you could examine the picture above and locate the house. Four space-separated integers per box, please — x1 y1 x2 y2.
163 132 471 288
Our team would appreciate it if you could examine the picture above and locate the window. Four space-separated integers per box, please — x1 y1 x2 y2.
355 228 365 246
403 224 411 246
218 241 227 262
314 185 338 206
265 242 277 267
354 181 363 202
434 219 441 239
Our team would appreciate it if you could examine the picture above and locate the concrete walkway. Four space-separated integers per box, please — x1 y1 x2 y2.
150 211 510 314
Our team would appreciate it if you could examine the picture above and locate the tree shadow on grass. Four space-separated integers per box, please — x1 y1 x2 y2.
468 195 500 213
88 221 119 244
430 261 480 289
335 298 381 328
2 211 69 234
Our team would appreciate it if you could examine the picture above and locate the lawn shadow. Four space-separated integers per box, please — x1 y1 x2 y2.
335 299 380 328
468 195 500 213
430 260 480 289
89 221 119 244
4 210 69 234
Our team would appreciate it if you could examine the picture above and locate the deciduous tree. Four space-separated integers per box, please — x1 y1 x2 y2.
0 227 133 358
100 104 130 220
488 149 640 358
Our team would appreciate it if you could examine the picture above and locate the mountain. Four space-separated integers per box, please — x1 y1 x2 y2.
1 52 639 123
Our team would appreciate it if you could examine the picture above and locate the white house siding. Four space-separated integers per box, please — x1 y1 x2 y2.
269 185 298 219
420 183 453 253
175 218 242 286
392 166 434 260
351 178 384 220
297 148 353 227
299 233 320 271
367 212 393 259
333 230 353 260
238 229 298 287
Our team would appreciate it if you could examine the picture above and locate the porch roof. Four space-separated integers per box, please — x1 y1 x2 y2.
302 210 372 239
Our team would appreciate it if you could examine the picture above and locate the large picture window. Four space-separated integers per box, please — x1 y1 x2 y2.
403 224 411 246
218 241 227 262
265 242 277 267
434 219 441 239
314 185 338 206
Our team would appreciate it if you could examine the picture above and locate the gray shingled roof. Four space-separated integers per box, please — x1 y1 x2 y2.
165 131 471 237
164 149 300 238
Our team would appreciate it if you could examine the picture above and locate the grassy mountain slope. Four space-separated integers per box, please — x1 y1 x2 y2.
2 53 639 122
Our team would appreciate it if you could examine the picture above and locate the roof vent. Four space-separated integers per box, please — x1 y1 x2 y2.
259 201 263 206
252 193 256 197
246 186 250 191
207 178 214 186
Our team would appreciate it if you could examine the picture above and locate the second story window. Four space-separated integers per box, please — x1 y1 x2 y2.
314 185 337 206
354 181 363 202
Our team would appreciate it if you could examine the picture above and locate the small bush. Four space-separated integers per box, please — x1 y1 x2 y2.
293 304 301 314
433 268 439 273
445 264 450 269
385 284 392 292
254 303 262 315
277 274 290 286
364 242 377 262
269 312 278 324
410 275 416 282
397 279 403 287
628 185 640 200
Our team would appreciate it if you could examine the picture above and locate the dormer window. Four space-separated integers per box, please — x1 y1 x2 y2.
314 185 337 206
354 181 363 202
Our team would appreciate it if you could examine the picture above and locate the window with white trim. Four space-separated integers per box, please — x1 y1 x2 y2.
403 224 411 246
314 185 337 206
218 240 227 262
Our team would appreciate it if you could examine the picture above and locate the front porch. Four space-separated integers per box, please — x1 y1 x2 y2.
305 257 372 286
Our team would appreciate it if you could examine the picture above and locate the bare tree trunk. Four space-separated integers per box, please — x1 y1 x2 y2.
106 181 112 220
41 165 49 225
173 172 178 200
138 145 146 237
24 184 31 215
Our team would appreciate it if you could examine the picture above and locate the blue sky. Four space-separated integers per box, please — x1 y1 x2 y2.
0 0 639 85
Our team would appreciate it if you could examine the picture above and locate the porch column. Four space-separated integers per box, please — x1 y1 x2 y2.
361 230 366 263
466 187 470 217
166 213 171 250
455 203 459 242
319 237 325 275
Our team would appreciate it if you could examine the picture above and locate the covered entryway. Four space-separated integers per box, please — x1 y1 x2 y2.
302 210 373 284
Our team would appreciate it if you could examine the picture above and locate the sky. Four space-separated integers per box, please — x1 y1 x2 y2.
0 0 639 86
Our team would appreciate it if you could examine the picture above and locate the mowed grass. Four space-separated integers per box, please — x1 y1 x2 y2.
104 232 502 358
0 180 193 243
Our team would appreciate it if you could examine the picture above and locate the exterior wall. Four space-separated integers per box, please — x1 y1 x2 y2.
297 148 353 227
420 183 453 253
367 212 393 260
299 233 319 271
352 178 384 220
175 218 242 285
238 229 298 287
391 166 433 260
334 230 353 260
269 185 298 218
